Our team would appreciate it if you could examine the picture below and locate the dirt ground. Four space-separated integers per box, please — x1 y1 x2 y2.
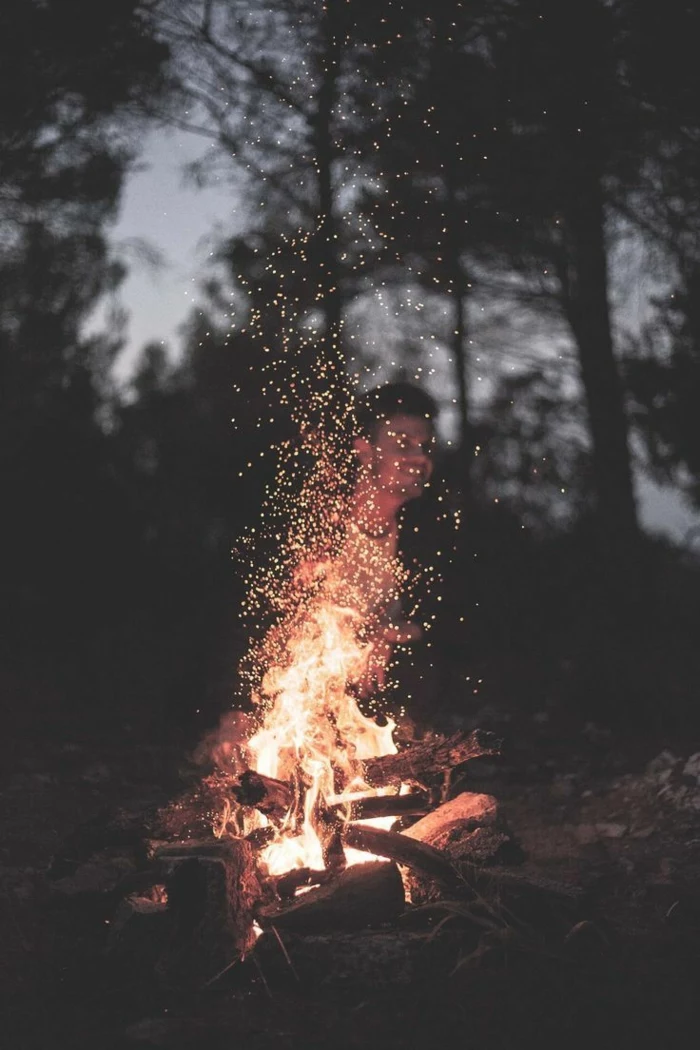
3 697 700 1050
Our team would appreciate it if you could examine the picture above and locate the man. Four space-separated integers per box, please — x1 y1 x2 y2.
336 381 439 698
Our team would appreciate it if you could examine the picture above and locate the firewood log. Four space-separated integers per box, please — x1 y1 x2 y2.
273 867 333 899
341 825 580 922
230 770 295 822
330 790 430 821
342 825 458 886
362 729 501 789
156 838 261 985
401 792 499 842
400 793 524 901
257 860 404 932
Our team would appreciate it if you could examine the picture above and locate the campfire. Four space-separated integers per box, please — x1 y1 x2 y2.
101 399 582 988
224 545 499 877
146 537 505 975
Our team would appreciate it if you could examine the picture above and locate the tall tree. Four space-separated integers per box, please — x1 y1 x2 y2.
475 0 640 560
0 0 168 690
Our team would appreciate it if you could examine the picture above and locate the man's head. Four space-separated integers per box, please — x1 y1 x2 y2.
353 382 437 505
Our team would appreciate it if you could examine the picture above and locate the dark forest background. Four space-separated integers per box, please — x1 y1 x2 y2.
3 0 700 747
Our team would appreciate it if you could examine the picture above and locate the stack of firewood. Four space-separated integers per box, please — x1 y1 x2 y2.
104 729 583 987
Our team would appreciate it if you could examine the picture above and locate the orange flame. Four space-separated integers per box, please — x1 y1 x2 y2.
245 548 401 876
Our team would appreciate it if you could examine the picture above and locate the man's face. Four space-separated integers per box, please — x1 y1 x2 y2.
355 413 435 502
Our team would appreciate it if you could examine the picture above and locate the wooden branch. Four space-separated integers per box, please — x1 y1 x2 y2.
344 827 583 920
343 825 458 887
362 730 501 789
330 791 430 821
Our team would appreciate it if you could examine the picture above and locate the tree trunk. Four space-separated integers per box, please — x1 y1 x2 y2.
314 0 344 401
445 161 471 491
561 175 640 561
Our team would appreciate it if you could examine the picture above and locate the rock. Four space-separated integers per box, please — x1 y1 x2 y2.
30 772 53 788
106 897 170 966
252 928 463 989
573 824 598 845
630 825 655 839
645 750 681 783
125 1018 173 1046
551 774 578 800
51 851 135 896
683 752 700 782
594 823 627 840
81 762 112 784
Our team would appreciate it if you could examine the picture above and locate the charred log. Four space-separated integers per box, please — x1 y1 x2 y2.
362 730 501 789
273 866 334 900
258 860 404 932
245 826 277 850
231 770 295 822
401 792 524 899
343 825 458 886
330 790 430 821
156 838 261 985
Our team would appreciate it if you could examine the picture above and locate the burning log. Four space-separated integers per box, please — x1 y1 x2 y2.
402 791 499 840
231 770 296 822
400 792 523 900
273 867 334 899
362 729 501 790
315 803 347 874
258 860 404 932
329 790 430 821
343 825 459 887
230 730 497 830
343 822 582 925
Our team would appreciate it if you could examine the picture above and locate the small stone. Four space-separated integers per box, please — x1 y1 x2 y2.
551 774 578 800
630 826 655 839
683 753 700 782
595 823 627 839
645 750 680 782
574 824 598 845
82 762 111 784
30 772 53 788
51 853 134 896
582 722 611 743
106 898 170 966
125 1018 174 1045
